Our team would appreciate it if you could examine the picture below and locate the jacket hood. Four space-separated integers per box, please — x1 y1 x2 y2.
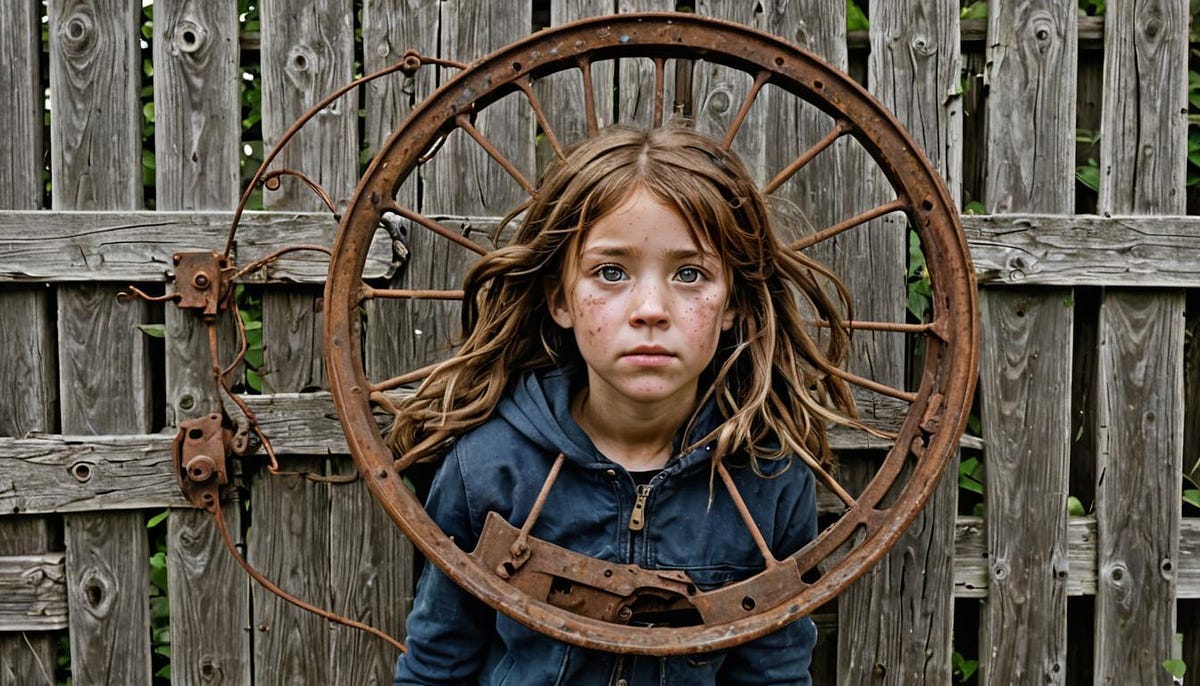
495 365 722 474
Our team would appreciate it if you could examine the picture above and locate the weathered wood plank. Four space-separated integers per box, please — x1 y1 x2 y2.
978 1 1077 683
1094 1 1188 683
381 0 534 372
615 0 676 127
0 210 396 283
963 214 1200 287
978 289 1073 685
1094 291 1186 683
0 519 59 685
328 462 410 685
254 1 357 681
50 0 153 681
845 16 1105 48
693 1 765 180
152 0 240 212
0 554 68 632
250 465 331 686
65 512 151 685
155 0 253 681
835 2 960 683
0 0 58 676
8 210 1200 286
540 0 616 158
362 0 440 382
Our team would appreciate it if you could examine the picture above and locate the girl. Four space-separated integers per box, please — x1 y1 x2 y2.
390 124 856 685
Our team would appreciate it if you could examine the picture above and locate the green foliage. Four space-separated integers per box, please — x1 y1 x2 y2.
1163 634 1187 680
846 0 868 31
952 650 979 682
960 1 987 20
958 456 984 496
147 511 171 684
1067 495 1086 516
237 285 266 393
1078 0 1105 16
906 231 933 321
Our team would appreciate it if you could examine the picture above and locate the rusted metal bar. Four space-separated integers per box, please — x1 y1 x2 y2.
716 463 779 568
579 57 600 137
763 118 853 195
360 286 464 301
789 198 908 252
455 113 537 195
514 79 566 160
383 203 488 256
721 70 770 149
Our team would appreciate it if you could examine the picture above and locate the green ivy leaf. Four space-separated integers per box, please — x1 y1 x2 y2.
1162 659 1186 679
137 323 166 338
846 0 869 31
146 510 169 529
1067 495 1085 516
960 1 988 19
1184 489 1200 509
1076 161 1101 192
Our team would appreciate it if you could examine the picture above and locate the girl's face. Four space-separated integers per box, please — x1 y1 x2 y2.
550 188 735 411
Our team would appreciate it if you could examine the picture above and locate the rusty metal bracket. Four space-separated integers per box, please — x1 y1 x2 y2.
172 251 232 317
172 413 232 511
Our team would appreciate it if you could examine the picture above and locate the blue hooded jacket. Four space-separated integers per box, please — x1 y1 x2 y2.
395 365 817 685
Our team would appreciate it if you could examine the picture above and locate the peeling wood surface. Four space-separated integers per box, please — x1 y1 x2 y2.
963 214 1200 286
0 554 68 631
0 210 395 283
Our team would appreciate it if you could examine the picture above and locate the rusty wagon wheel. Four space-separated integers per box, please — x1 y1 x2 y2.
324 12 978 655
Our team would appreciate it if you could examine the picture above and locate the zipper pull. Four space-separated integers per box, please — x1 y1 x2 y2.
629 484 652 531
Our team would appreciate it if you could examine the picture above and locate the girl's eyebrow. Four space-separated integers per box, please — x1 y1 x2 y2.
580 245 717 262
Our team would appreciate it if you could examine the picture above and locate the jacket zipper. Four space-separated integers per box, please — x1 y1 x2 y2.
628 484 652 531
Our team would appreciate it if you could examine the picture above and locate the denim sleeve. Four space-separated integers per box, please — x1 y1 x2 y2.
716 458 818 685
394 448 495 685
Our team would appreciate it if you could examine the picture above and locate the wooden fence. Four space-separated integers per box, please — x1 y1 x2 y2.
0 0 1197 684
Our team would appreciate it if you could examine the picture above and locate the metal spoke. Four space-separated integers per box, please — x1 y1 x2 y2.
578 57 600 136
763 119 853 195
455 114 537 195
813 318 938 334
382 203 488 256
721 70 770 149
716 463 780 568
809 461 858 509
514 78 566 160
360 286 464 301
822 364 917 403
790 198 907 251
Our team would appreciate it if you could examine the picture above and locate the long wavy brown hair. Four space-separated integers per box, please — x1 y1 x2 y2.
388 124 858 473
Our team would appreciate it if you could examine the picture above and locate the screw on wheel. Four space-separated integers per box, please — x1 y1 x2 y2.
324 13 978 655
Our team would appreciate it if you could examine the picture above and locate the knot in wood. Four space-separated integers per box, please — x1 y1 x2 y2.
285 45 319 91
706 88 732 114
172 19 208 55
909 34 935 56
59 11 96 56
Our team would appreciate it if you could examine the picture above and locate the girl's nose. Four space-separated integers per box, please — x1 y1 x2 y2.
629 284 670 327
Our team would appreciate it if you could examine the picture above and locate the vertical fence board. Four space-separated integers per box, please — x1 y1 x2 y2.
362 0 439 380
834 3 962 684
251 470 331 685
49 1 152 684
693 2 764 180
153 0 252 683
398 0 533 369
979 1 1077 684
328 462 410 685
1095 1 1187 683
615 0 674 127
0 1 56 679
1095 292 1185 683
542 0 615 155
978 289 1073 684
254 1 356 682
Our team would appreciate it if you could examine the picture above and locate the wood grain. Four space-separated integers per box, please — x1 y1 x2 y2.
50 1 153 682
978 1 1078 682
0 554 68 632
0 0 57 675
979 288 1073 685
1094 2 1188 683
616 0 676 127
155 0 252 681
0 210 395 283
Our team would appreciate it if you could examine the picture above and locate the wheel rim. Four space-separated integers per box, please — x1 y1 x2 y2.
325 12 978 655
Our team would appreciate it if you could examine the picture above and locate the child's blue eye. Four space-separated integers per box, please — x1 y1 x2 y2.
598 266 626 282
676 267 702 283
